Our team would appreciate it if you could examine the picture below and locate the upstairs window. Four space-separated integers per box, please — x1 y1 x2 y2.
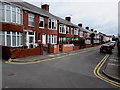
79 31 83 37
0 4 22 24
1 4 5 22
28 13 34 26
12 7 16 23
39 16 44 28
74 28 78 35
6 5 11 22
48 19 57 30
59 24 66 34
67 27 71 34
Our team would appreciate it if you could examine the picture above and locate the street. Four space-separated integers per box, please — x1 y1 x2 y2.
2 47 118 88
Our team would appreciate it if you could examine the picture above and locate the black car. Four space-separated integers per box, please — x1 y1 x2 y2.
100 44 112 54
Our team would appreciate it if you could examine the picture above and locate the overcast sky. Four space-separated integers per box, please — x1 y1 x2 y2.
24 0 118 36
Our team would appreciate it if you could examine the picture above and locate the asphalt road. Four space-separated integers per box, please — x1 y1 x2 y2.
2 47 118 88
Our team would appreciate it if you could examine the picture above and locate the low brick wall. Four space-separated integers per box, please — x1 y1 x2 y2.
73 46 80 50
11 47 42 58
53 45 59 53
86 44 92 48
48 44 59 54
1 45 43 59
1 46 23 59
61 44 74 52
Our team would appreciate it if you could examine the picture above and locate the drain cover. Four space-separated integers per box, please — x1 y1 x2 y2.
8 73 15 76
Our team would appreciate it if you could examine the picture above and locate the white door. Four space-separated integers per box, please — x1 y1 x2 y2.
24 31 35 48
28 36 35 48
42 34 46 44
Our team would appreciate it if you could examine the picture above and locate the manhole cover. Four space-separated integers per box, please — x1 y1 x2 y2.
8 73 15 76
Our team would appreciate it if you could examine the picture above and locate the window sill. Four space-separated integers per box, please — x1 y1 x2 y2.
1 21 23 25
48 29 57 30
39 27 44 29
28 25 34 27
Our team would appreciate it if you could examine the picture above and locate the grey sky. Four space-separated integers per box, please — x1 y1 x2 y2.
24 0 118 36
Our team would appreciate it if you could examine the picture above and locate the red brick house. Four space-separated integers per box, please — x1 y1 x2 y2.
0 1 103 59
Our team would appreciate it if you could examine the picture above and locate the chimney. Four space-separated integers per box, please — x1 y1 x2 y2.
41 4 49 11
78 24 82 27
85 27 89 30
91 29 94 31
94 30 97 33
65 17 71 22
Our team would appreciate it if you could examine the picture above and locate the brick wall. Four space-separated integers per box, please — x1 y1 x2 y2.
73 46 80 50
2 22 23 32
61 44 74 52
1 44 43 59
48 44 59 54
85 44 92 48
11 47 42 58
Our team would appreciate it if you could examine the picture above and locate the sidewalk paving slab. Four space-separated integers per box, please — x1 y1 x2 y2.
102 46 120 82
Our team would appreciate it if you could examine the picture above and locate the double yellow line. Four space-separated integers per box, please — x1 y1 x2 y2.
93 54 120 87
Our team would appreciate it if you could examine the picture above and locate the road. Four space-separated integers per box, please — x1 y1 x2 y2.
2 47 118 88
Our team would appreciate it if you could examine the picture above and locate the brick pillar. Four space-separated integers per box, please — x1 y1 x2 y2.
48 44 54 54
61 44 64 52
39 44 43 55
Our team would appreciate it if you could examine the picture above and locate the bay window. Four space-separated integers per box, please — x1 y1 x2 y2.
0 4 22 24
48 35 57 44
12 7 16 23
6 5 11 22
48 19 57 30
28 13 34 26
39 16 44 28
1 4 5 22
0 31 23 47
6 32 11 46
0 31 5 45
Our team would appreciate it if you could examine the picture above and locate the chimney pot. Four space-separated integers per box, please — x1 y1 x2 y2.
78 24 82 27
41 4 49 11
91 29 94 31
85 27 89 30
65 17 71 22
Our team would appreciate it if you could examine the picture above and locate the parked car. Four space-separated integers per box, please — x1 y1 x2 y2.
110 41 116 46
109 43 115 49
100 44 112 54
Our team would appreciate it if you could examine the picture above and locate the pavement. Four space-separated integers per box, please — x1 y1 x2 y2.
102 45 120 82
5 46 99 63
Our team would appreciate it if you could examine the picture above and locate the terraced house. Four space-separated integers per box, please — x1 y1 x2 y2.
0 1 111 59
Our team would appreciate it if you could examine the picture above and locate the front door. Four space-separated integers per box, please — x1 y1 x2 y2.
42 34 46 44
24 31 35 48
28 36 35 48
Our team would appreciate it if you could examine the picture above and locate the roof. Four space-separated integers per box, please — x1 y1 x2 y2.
2 0 95 33
3 1 79 28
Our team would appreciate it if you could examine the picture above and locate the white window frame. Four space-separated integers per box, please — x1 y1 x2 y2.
48 35 57 44
0 3 22 25
0 31 23 47
48 19 57 30
74 28 78 35
59 24 66 34
28 13 34 27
